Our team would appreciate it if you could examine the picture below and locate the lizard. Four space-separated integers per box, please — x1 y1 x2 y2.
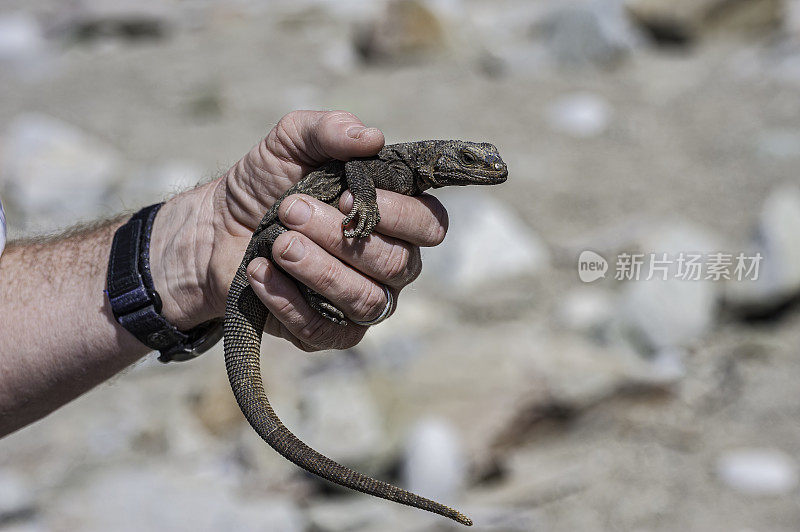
223 140 508 526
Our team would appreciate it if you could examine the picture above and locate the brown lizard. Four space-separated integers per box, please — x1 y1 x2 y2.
223 140 508 526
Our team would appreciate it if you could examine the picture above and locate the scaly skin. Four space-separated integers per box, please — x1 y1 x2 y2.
224 140 507 526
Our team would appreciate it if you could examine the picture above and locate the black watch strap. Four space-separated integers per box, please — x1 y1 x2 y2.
106 203 223 363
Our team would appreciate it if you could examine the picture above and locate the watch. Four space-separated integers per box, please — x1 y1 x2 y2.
105 203 223 362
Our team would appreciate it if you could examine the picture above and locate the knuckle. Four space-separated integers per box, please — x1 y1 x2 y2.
381 244 411 284
352 282 388 321
267 116 299 159
320 222 344 252
271 296 297 321
297 315 330 346
314 261 341 295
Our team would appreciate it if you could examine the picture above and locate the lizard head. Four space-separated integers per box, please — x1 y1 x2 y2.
425 141 508 188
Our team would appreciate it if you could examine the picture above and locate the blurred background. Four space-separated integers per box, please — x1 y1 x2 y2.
2 0 800 530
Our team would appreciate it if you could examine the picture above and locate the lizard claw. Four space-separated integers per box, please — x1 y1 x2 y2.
342 198 380 239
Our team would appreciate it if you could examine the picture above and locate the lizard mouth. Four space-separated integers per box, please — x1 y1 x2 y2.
458 166 508 185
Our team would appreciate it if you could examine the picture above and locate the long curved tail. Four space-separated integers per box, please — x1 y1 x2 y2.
223 265 472 526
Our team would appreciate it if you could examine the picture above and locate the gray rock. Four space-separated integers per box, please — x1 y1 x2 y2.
295 372 389 467
717 449 798 495
539 1 640 69
724 183 800 313
417 189 549 291
402 418 467 503
546 92 612 138
0 113 120 233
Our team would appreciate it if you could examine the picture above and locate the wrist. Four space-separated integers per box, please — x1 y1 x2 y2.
149 181 218 330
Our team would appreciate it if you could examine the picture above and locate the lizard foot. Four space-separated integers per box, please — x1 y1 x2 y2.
300 285 348 325
342 198 380 239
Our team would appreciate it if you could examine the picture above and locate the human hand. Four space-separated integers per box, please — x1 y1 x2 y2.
151 111 448 351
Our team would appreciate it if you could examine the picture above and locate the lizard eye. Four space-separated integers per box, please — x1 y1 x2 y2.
460 150 478 165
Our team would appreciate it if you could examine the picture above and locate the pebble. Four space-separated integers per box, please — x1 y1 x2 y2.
545 92 612 138
556 288 615 337
402 418 467 503
724 184 800 315
717 449 798 495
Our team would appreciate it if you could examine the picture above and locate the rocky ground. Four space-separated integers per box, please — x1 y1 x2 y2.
2 0 800 530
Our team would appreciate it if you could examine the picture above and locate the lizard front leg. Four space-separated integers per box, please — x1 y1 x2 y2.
341 160 380 239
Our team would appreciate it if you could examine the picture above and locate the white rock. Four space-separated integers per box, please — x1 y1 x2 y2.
725 184 800 311
0 13 53 80
418 189 549 290
644 347 687 385
619 223 721 350
545 92 612 138
0 113 120 233
622 276 716 350
402 418 467 503
717 449 798 495
0 13 45 59
321 40 359 75
556 288 615 336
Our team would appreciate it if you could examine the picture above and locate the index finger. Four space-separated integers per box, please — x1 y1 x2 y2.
339 190 449 247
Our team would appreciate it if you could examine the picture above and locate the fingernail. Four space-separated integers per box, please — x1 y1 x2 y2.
346 126 366 139
284 197 311 226
281 237 305 262
249 260 271 284
339 191 353 211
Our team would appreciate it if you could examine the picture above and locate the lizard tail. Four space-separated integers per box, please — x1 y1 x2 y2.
224 267 472 527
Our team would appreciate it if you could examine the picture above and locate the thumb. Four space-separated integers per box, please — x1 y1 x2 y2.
267 110 385 167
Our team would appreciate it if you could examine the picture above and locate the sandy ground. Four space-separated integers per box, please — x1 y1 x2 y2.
2 1 800 531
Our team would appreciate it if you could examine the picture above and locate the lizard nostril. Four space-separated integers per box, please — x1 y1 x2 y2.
493 162 503 171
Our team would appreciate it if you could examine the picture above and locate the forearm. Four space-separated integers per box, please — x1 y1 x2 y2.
0 216 147 435
0 183 217 436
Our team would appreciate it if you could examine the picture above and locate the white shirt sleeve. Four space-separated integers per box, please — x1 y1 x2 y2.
0 196 6 259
